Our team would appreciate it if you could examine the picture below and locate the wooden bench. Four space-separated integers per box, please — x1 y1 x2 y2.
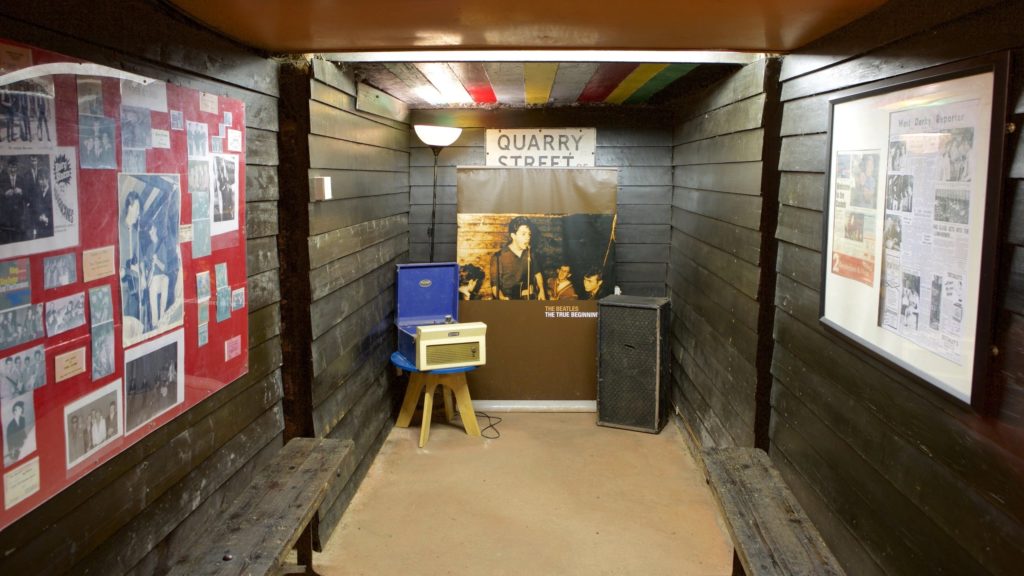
169 437 353 576
702 447 846 576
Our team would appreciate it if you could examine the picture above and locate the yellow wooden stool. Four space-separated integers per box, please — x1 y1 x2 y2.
391 351 480 447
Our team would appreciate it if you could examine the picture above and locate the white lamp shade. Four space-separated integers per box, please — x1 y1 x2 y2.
414 124 462 147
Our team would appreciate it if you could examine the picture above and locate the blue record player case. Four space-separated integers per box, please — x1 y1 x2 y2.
395 262 460 361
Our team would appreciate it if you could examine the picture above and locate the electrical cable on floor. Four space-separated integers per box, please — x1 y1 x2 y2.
474 411 502 439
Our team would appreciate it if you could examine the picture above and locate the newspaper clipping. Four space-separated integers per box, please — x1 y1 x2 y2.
877 100 977 364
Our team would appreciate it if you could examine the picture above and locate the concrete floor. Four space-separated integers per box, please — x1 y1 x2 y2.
316 412 733 575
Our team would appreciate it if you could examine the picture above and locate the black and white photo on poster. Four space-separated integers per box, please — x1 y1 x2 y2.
170 110 184 131
118 173 184 346
0 303 43 351
883 214 902 251
91 321 115 381
43 252 76 289
88 284 113 326
63 378 121 469
939 127 974 183
0 77 55 149
186 121 208 159
885 174 914 213
210 153 238 235
122 148 147 174
189 159 212 258
195 270 210 301
45 291 85 337
0 148 79 260
124 329 183 433
78 115 116 170
900 272 921 332
2 391 35 467
120 78 167 113
76 78 103 116
214 262 230 321
120 105 152 149
934 187 970 225
0 344 45 400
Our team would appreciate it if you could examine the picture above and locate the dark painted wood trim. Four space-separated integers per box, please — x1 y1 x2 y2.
278 59 316 440
755 59 784 451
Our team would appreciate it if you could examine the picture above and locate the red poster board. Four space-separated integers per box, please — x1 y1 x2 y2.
0 39 248 530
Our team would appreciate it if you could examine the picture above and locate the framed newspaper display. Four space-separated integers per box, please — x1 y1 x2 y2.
820 54 1009 410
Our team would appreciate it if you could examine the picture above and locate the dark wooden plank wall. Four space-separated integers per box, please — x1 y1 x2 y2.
0 2 284 574
303 59 408 540
772 1 1024 573
407 111 672 297
668 59 772 450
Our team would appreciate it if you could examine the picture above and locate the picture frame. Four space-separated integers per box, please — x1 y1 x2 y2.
820 53 1010 411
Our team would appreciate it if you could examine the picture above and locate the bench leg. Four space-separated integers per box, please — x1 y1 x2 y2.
396 374 425 428
296 522 320 576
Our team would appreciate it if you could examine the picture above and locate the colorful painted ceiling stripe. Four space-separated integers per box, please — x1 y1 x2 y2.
353 60 701 107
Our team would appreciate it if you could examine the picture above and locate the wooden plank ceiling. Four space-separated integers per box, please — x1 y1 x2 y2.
164 0 889 108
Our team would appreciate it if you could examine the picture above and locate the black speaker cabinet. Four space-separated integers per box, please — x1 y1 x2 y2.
597 295 671 433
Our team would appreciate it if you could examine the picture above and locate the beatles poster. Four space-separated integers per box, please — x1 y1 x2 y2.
457 167 617 399
0 38 248 532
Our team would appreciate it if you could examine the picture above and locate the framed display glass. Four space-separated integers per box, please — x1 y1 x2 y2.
820 54 1010 410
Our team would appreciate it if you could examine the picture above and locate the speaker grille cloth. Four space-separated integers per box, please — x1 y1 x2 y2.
599 305 657 429
425 342 479 365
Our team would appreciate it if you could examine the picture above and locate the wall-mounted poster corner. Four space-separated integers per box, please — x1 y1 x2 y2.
820 53 1010 412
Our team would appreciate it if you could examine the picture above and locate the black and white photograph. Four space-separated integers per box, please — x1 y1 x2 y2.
215 262 230 321
231 287 245 311
120 78 167 113
885 174 914 212
0 303 44 351
0 149 80 260
122 148 147 174
901 272 921 331
118 173 184 346
186 121 208 158
0 78 56 149
1 153 53 245
120 105 152 149
124 329 183 433
43 252 77 290
888 139 907 172
91 321 115 381
883 214 902 251
76 78 104 116
189 159 212 257
63 379 121 469
2 391 35 467
88 284 113 326
170 110 184 131
210 154 238 235
195 270 210 301
0 345 46 400
78 115 117 169
934 187 970 225
939 127 974 182
929 274 943 331
45 291 86 337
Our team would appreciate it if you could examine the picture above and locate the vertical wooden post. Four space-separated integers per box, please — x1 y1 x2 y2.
277 59 316 441
753 58 783 452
